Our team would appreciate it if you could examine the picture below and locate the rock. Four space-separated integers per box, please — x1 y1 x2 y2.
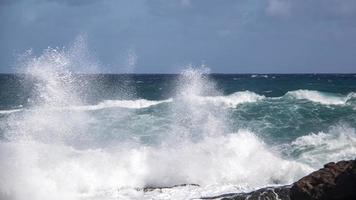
290 159 356 200
201 185 291 200
136 183 200 192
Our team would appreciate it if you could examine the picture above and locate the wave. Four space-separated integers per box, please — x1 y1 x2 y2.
0 109 22 114
0 99 172 114
0 91 264 114
171 89 354 108
290 125 356 167
58 90 356 110
0 130 312 200
178 91 264 108
285 90 355 105
187 90 356 110
70 98 172 111
251 74 268 78
1 90 354 115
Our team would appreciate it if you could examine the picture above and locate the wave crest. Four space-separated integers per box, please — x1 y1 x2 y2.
178 91 264 108
286 89 354 105
72 99 172 110
291 125 356 167
0 130 312 200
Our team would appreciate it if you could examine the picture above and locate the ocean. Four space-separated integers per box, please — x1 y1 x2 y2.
0 50 355 200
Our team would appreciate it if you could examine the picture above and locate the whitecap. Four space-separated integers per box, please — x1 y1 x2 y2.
0 130 312 200
0 109 22 114
286 89 351 105
69 98 172 111
291 125 356 167
178 91 264 108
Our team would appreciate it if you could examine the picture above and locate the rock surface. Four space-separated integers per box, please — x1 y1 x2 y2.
290 159 356 200
140 183 200 192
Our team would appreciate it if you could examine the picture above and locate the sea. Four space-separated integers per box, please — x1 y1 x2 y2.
0 49 355 200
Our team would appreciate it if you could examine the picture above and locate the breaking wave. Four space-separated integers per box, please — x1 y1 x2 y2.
2 90 355 115
0 39 355 200
286 89 355 105
0 130 312 200
70 99 172 110
291 125 356 168
181 91 264 108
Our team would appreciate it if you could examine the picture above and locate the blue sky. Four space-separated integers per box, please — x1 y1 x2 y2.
1 0 356 73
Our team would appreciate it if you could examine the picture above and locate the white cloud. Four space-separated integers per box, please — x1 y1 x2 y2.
266 0 291 17
180 0 191 7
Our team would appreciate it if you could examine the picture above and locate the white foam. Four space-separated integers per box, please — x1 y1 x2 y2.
286 90 351 105
0 99 171 114
70 99 172 111
0 109 22 114
291 125 356 168
0 130 312 200
3 50 351 200
250 74 268 78
194 91 265 108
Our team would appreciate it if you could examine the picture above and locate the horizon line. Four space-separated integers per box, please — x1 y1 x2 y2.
0 72 355 75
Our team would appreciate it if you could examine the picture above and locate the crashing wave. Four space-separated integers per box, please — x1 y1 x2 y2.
0 130 312 200
286 89 354 105
70 98 172 110
187 91 265 108
0 109 22 114
291 125 356 167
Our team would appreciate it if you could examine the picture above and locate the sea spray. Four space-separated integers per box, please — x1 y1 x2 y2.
4 38 96 143
0 63 312 200
0 42 355 199
169 67 229 140
290 125 356 167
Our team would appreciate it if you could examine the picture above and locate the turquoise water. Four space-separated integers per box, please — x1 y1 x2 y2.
0 48 355 200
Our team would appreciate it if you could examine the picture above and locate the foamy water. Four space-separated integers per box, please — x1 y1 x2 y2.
0 40 355 200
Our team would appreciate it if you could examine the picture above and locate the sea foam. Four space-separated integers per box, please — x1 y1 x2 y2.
1 39 355 200
286 89 353 105
291 125 356 167
0 130 312 200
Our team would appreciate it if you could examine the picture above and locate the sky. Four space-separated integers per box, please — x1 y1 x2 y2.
1 0 356 73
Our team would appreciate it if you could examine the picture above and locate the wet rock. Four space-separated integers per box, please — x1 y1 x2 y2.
290 159 356 200
137 183 200 192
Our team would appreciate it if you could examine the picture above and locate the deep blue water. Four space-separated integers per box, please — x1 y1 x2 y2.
1 74 355 108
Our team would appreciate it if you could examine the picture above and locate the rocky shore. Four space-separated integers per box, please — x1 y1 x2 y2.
201 159 356 200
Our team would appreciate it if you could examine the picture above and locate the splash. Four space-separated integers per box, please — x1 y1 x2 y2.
189 91 264 108
170 67 228 139
291 125 356 167
1 44 351 199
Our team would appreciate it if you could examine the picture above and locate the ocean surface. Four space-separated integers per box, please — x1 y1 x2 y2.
0 50 356 200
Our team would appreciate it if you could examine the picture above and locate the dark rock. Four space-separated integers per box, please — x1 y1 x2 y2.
136 183 200 192
201 185 291 200
290 159 356 200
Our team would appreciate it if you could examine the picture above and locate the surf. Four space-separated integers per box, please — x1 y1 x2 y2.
0 39 355 200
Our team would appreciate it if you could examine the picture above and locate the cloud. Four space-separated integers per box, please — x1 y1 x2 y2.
0 0 22 6
180 0 191 7
266 0 291 17
265 0 356 20
46 0 97 7
0 0 356 73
